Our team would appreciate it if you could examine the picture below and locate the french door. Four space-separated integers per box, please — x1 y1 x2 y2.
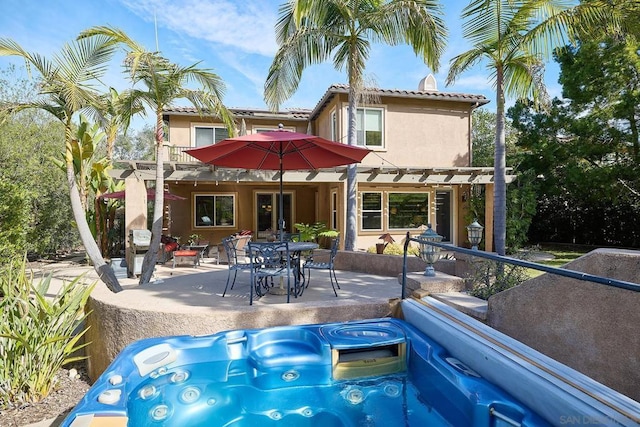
255 192 293 238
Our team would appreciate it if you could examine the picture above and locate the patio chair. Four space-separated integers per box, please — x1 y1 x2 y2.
247 241 293 305
221 236 253 297
276 231 301 242
303 236 340 297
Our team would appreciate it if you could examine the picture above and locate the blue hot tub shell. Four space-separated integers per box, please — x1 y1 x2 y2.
61 298 640 427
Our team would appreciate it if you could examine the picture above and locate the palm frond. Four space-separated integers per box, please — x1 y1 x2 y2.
265 27 337 110
367 0 447 70
77 25 147 53
517 0 573 58
446 47 486 86
0 38 54 80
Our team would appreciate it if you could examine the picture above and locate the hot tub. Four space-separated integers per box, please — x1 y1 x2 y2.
63 319 549 426
62 298 639 426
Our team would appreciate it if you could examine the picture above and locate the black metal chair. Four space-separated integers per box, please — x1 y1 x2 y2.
221 236 253 297
303 236 340 297
247 241 293 305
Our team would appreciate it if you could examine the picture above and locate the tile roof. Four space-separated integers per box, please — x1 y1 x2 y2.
164 85 489 121
309 84 489 118
163 106 311 121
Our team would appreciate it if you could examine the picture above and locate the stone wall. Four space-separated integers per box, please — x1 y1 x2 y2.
331 250 455 276
487 248 640 402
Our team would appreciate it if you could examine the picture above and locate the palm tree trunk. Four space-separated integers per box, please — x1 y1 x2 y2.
494 66 507 256
139 111 164 284
67 163 122 293
345 88 358 251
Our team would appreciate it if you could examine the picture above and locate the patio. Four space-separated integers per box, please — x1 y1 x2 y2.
68 256 402 380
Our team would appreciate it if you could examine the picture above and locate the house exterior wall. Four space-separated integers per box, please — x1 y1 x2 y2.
166 114 309 148
313 93 473 168
119 86 496 253
163 181 323 245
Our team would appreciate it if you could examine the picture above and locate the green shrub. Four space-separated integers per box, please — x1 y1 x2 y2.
0 256 94 409
467 258 529 300
294 222 339 247
366 242 420 256
0 180 30 263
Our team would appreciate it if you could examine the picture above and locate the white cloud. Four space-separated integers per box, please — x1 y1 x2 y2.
119 0 278 56
447 73 494 92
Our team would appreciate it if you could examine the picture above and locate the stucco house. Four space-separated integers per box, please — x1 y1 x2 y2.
112 76 512 253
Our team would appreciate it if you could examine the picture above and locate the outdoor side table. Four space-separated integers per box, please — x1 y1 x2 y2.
184 244 209 265
173 250 200 268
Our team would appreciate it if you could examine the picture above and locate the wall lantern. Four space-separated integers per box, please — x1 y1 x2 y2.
466 219 484 250
419 224 442 276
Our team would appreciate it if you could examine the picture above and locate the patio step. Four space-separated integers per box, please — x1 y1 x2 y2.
402 271 466 293
429 292 487 322
400 272 487 321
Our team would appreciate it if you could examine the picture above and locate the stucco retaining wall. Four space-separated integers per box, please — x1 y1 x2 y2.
331 250 454 276
83 265 400 381
488 248 640 402
85 295 391 381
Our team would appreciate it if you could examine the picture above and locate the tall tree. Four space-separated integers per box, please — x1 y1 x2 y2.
511 31 640 246
445 0 599 255
0 65 78 257
265 0 447 251
78 26 236 284
96 87 144 162
0 37 123 292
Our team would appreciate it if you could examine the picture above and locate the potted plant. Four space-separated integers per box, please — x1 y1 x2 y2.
376 233 395 254
188 233 202 245
294 222 339 248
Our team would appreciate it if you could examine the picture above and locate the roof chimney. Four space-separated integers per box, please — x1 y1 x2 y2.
418 74 438 91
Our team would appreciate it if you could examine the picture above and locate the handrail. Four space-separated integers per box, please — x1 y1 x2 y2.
401 232 640 299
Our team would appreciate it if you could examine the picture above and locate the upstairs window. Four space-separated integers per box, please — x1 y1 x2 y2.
330 109 337 142
356 107 383 148
194 125 229 147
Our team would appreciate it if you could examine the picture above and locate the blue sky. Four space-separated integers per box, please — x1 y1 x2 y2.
0 0 562 129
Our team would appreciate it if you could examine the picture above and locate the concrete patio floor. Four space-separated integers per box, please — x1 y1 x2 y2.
37 254 404 381
39 255 402 307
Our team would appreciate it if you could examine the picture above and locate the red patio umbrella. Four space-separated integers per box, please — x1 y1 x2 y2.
100 188 186 201
185 126 371 239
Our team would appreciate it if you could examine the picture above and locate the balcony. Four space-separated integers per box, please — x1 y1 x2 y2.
166 145 197 163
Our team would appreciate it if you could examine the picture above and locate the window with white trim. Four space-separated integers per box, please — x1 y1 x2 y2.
194 194 235 227
194 125 229 147
388 192 429 229
356 107 383 148
361 192 382 230
330 109 337 142
331 191 338 229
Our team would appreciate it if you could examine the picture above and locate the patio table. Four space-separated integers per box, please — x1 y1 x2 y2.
272 242 318 296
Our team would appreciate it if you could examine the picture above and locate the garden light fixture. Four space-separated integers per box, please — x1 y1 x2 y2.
466 219 484 250
419 224 442 276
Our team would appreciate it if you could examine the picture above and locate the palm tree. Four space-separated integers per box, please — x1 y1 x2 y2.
78 26 236 284
446 0 602 255
265 0 447 251
0 36 123 292
97 87 144 162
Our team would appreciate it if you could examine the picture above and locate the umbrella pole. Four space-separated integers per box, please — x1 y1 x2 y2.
278 154 285 242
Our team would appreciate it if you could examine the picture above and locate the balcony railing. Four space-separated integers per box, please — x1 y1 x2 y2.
165 145 198 163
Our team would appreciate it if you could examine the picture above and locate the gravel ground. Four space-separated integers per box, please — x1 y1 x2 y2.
0 360 92 426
